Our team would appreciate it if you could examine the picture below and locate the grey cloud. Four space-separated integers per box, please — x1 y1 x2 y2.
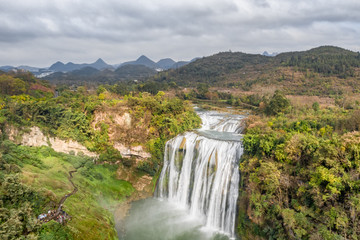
252 0 270 8
0 0 359 66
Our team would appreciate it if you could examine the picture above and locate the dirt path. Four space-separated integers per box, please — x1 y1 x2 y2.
39 169 78 223
56 170 78 212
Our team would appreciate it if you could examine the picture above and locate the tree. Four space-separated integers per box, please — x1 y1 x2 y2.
196 83 209 99
265 90 290 116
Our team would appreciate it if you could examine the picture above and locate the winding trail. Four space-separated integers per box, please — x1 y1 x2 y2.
57 170 78 212
40 169 78 223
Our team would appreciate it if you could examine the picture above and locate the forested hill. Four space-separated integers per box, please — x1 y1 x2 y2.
152 46 360 96
277 46 360 77
0 70 53 97
152 51 271 86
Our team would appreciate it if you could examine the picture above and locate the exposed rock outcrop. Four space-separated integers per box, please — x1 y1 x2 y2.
113 143 151 160
92 106 152 161
7 126 98 157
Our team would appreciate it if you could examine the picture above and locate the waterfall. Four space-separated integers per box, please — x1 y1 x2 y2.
156 110 244 238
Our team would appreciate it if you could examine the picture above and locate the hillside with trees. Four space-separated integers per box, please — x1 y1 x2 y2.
0 71 53 97
152 46 360 96
278 46 360 78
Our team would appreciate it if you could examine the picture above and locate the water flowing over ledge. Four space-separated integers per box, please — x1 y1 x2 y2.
155 109 244 238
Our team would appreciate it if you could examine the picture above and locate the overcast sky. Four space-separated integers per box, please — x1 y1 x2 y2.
0 0 359 67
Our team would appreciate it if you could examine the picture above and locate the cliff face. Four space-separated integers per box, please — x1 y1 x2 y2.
5 106 153 161
7 125 98 157
92 106 152 161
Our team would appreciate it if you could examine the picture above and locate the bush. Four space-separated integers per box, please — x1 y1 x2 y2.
136 161 156 176
39 221 73 240
312 102 320 111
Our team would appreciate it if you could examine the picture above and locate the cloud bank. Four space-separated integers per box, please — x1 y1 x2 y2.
0 0 359 66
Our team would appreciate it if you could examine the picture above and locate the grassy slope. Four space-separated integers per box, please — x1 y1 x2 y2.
2 143 134 239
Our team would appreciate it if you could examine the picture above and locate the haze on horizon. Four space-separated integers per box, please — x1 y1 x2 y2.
0 0 359 67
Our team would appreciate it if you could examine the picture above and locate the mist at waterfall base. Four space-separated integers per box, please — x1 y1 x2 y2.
119 109 244 240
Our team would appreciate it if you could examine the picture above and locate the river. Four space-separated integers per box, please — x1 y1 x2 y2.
119 108 244 240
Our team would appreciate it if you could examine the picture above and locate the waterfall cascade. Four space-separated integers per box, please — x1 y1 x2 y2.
156 109 244 238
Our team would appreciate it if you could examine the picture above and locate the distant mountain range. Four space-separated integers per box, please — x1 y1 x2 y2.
117 55 197 70
121 55 160 69
43 63 158 85
49 58 113 72
0 55 195 79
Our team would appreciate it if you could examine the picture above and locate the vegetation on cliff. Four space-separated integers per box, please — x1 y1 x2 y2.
124 92 201 174
238 100 360 239
0 76 200 166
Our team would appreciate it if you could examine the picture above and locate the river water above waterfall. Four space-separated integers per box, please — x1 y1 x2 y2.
119 109 244 240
